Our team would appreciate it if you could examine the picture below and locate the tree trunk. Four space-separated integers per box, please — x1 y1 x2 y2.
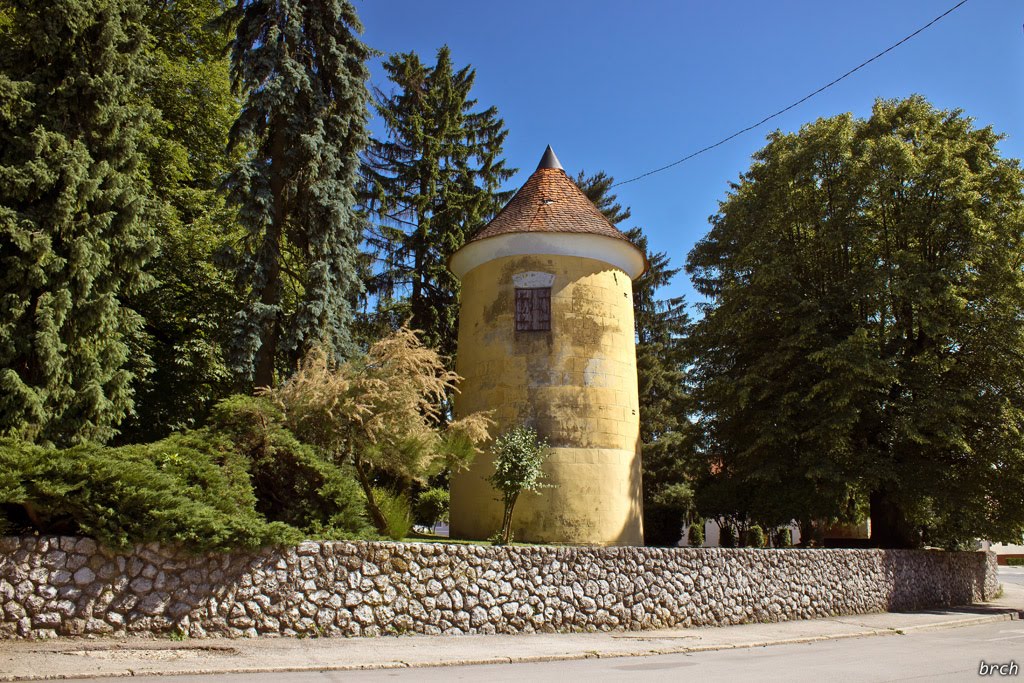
22 502 43 529
500 492 519 544
869 489 918 548
353 456 389 535
500 504 512 545
798 518 822 548
254 118 288 389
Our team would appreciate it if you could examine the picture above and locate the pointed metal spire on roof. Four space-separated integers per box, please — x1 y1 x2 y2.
536 145 563 171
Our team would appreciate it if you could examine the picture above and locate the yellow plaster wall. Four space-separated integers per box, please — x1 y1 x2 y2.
449 254 643 545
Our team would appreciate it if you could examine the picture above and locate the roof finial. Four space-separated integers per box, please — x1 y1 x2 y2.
537 145 563 170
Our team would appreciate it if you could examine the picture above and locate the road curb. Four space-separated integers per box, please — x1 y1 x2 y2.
1 609 1019 681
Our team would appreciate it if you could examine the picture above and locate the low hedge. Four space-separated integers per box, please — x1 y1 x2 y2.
0 433 299 551
0 396 372 551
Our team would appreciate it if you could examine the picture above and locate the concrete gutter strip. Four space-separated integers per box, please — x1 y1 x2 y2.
1 585 1020 681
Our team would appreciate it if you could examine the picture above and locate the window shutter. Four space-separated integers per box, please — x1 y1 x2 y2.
515 288 551 331
535 288 551 329
515 289 533 331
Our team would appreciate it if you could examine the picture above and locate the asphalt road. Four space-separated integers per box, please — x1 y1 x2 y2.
999 566 1024 586
66 618 1023 683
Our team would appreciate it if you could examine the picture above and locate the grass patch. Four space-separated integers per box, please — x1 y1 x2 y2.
373 488 412 541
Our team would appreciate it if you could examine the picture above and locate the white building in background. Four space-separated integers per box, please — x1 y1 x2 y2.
982 540 1024 565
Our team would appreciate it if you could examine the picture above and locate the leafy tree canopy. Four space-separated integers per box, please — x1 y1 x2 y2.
687 96 1024 548
120 0 243 441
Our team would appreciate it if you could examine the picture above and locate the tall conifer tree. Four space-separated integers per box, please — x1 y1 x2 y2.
0 0 157 446
362 46 514 360
625 227 695 545
224 0 370 388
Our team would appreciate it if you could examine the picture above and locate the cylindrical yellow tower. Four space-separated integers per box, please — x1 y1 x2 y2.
448 147 647 545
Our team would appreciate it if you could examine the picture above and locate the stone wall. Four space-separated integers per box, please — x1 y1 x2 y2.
0 537 997 639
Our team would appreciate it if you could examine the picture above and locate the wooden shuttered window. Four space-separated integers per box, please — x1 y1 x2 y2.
515 287 551 331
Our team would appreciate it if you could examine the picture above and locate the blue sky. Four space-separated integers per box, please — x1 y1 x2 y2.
357 0 1024 306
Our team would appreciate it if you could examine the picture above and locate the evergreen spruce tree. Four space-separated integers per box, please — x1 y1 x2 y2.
626 227 695 545
574 172 696 545
574 170 632 226
361 46 515 360
223 0 371 388
0 0 157 446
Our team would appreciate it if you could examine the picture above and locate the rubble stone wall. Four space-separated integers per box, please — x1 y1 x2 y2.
0 537 997 639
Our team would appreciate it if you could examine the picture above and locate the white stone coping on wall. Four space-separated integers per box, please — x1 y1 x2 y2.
0 537 997 640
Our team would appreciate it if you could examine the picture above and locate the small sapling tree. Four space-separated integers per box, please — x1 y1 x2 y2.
488 426 552 545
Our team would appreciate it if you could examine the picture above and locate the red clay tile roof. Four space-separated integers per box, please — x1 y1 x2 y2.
468 159 631 245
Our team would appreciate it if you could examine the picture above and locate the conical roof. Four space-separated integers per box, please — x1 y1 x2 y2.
467 146 632 245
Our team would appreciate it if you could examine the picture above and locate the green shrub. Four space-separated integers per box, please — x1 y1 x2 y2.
773 527 792 548
0 435 299 551
1005 558 1024 566
207 396 370 539
269 332 492 538
0 394 376 550
687 519 705 547
719 523 736 548
645 482 695 547
373 488 412 540
746 525 767 548
413 487 449 532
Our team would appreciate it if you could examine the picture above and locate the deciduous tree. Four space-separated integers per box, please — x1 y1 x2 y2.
120 0 242 440
488 426 552 545
687 96 1024 548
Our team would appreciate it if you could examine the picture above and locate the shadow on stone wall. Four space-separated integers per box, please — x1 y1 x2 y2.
882 549 992 612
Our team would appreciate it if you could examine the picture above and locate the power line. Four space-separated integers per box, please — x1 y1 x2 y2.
610 0 971 189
